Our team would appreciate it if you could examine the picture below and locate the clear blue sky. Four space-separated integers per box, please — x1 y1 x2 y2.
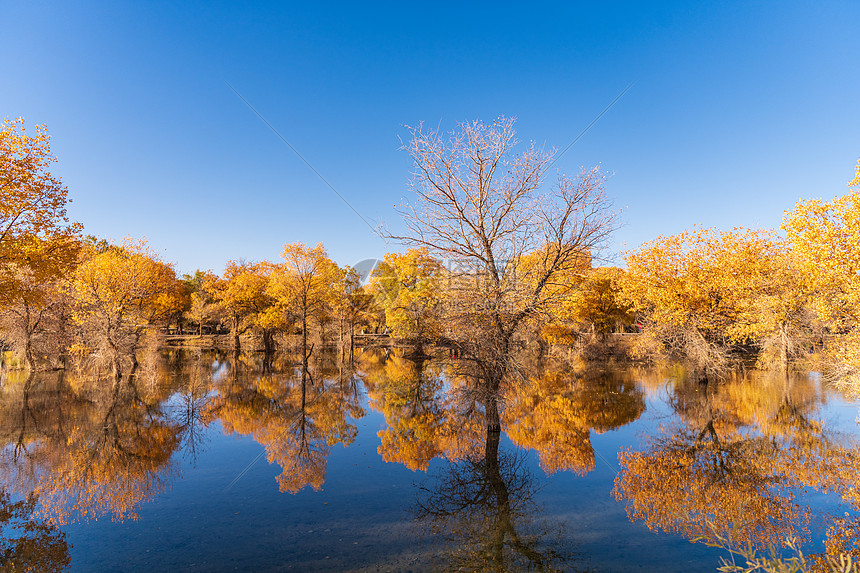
2 1 858 275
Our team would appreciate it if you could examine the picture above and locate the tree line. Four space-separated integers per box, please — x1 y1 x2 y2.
3 115 860 387
623 171 860 384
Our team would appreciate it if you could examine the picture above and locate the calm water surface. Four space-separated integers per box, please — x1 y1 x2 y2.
1 349 859 572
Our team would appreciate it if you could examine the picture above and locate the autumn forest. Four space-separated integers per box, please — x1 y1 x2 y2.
4 117 860 385
4 116 860 571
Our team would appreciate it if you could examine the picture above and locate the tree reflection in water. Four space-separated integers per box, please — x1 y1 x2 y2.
1 348 859 570
414 392 579 572
0 349 369 529
0 367 182 525
0 488 70 572
0 350 225 527
361 352 483 471
612 369 860 561
504 361 645 475
202 352 364 493
363 351 638 572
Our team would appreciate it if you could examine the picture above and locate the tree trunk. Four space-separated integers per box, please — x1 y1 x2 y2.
262 329 274 354
780 322 788 373
107 335 123 380
112 355 123 381
339 317 345 362
536 336 547 362
232 314 241 353
24 339 35 372
485 392 501 434
302 307 309 377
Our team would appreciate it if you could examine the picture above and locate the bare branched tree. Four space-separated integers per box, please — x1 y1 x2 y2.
393 117 617 389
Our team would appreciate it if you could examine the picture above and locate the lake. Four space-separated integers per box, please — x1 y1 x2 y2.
1 348 858 572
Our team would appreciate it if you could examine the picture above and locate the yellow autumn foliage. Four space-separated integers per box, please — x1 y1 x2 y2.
623 227 810 372
0 119 81 306
69 239 184 375
369 248 443 344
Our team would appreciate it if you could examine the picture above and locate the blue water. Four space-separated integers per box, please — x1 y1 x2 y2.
3 353 858 572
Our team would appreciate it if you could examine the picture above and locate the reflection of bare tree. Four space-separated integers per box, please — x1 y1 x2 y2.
362 352 619 570
175 393 208 466
172 349 234 465
414 392 580 573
